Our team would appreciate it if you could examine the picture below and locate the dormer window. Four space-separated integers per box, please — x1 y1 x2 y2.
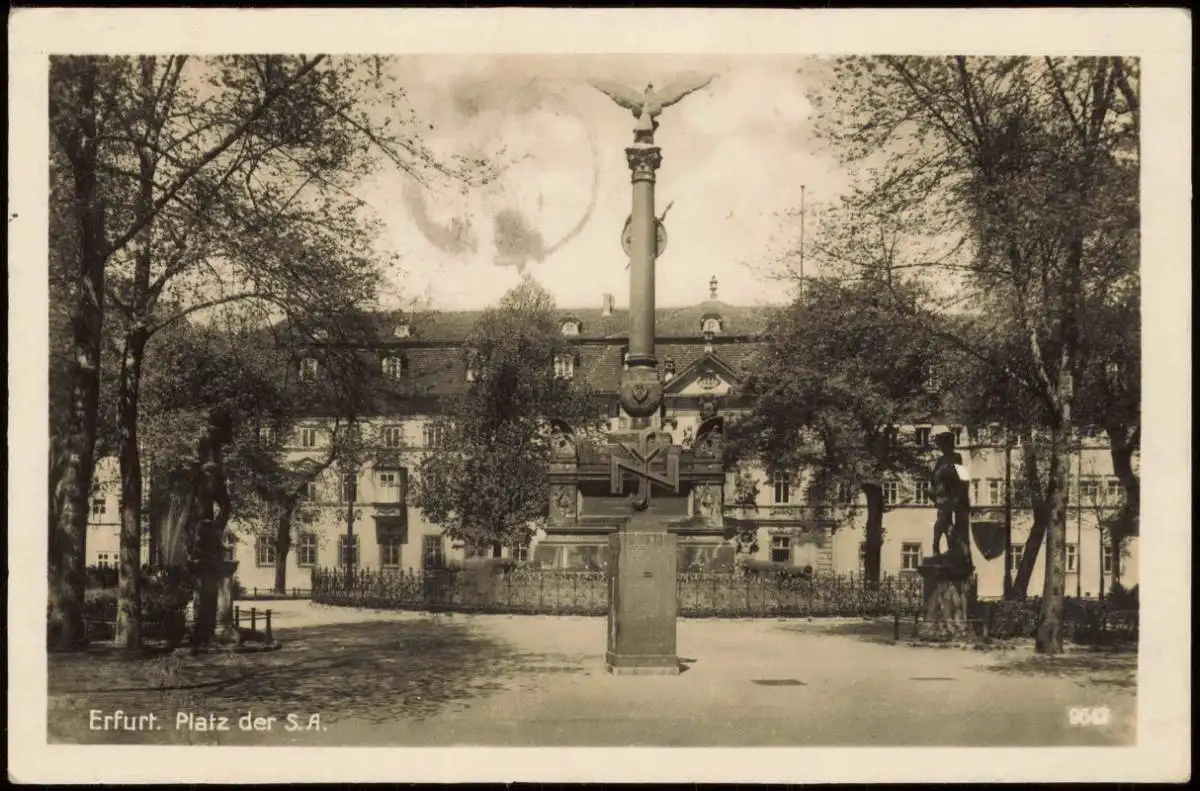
560 319 582 336
299 357 319 382
553 354 576 381
382 355 408 379
701 317 722 335
393 322 411 339
698 372 719 391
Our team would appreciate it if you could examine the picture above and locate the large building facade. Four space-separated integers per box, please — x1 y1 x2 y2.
86 281 1139 599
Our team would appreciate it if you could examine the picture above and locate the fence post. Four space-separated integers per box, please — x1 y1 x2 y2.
234 606 240 627
250 607 257 633
265 610 273 643
893 610 900 642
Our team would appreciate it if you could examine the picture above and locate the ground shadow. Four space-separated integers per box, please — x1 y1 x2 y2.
777 618 904 646
48 619 543 742
986 648 1138 689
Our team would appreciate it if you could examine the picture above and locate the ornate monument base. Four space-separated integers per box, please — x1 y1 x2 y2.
917 557 974 640
605 515 680 675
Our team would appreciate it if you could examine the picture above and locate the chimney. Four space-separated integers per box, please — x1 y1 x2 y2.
601 293 615 317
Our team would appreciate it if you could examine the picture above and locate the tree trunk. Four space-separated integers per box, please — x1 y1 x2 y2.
1106 427 1139 588
115 328 148 649
861 483 885 587
115 62 159 649
1010 430 1048 599
1035 422 1071 654
48 63 106 651
274 501 296 593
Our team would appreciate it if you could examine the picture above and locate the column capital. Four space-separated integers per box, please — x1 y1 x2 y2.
625 145 662 182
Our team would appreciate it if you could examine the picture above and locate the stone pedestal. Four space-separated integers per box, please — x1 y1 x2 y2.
605 516 680 675
917 558 974 640
215 560 240 643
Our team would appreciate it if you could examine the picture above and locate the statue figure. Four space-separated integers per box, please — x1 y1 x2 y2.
931 431 972 565
589 75 716 142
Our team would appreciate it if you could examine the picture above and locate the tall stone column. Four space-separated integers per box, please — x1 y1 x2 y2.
619 143 664 432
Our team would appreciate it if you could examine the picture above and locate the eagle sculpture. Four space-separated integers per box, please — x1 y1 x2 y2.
589 74 716 139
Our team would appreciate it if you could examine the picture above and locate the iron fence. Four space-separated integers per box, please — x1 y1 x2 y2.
312 567 926 619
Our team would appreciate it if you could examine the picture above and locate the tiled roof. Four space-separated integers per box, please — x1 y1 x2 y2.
375 300 772 343
284 301 774 407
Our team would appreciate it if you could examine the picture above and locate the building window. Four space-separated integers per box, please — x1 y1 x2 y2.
987 423 1004 445
298 480 317 502
914 426 931 449
91 497 106 517
1102 548 1115 575
382 355 408 379
913 480 932 506
1079 478 1100 503
698 372 720 390
1012 543 1025 570
299 427 318 449
222 534 236 562
296 533 318 567
258 424 277 444
1105 478 1122 502
950 425 965 447
560 320 580 336
393 322 411 339
422 535 445 570
299 357 318 382
96 552 115 569
987 479 1005 506
511 543 530 564
255 537 276 568
770 536 792 564
338 535 360 568
380 536 402 568
340 472 357 503
554 354 575 380
923 362 941 391
423 423 449 449
376 470 404 503
772 470 792 505
882 480 900 506
858 542 867 575
701 317 722 335
901 542 922 571
836 481 855 505
1065 543 1078 574
382 424 405 448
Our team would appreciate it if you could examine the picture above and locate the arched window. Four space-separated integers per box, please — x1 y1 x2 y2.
560 320 581 336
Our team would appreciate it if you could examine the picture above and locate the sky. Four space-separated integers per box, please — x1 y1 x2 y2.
357 55 848 313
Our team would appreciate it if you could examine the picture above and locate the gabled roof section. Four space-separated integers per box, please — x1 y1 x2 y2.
663 348 746 395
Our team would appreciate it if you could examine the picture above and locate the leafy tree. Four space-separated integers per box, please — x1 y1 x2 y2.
412 279 608 558
808 55 1138 653
726 276 945 585
49 54 492 649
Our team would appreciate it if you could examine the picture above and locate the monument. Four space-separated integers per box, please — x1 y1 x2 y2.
562 74 721 674
917 431 975 638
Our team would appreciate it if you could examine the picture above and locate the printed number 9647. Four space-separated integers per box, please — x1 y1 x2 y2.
1068 706 1112 726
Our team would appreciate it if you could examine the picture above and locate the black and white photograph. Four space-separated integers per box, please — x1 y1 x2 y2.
8 7 1191 785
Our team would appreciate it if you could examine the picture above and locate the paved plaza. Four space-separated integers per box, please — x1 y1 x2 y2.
48 600 1137 747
